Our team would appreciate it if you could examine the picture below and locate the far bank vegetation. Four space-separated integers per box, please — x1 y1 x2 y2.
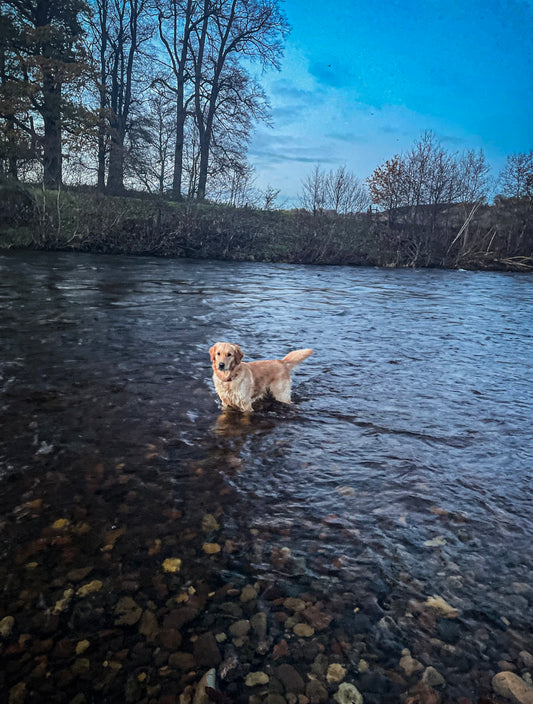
0 0 532 269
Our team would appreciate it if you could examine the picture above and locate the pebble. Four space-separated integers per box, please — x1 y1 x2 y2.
0 615 15 639
229 619 250 638
241 584 258 602
76 580 103 597
293 623 314 637
306 679 329 704
400 650 424 676
326 663 347 683
9 682 27 704
519 651 533 669
276 664 305 694
422 666 445 687
333 682 364 704
283 597 306 612
114 597 142 626
245 671 270 686
492 671 533 704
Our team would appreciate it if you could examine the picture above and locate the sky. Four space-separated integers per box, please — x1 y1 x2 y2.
247 0 533 207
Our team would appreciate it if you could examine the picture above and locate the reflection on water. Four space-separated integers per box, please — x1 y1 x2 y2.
1 251 533 704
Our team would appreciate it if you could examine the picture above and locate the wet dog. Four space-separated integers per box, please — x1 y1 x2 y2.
209 342 313 412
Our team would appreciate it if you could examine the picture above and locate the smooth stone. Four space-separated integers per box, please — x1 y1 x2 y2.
245 671 270 687
306 679 329 704
229 619 250 638
241 585 258 603
138 610 158 641
193 632 221 667
293 623 314 637
0 616 15 639
276 664 305 694
492 672 533 704
519 651 533 668
193 668 216 704
333 682 364 704
327 663 347 683
422 666 445 687
114 597 142 626
400 651 424 676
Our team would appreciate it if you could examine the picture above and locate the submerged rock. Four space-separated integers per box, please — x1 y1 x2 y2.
492 671 533 704
333 682 364 704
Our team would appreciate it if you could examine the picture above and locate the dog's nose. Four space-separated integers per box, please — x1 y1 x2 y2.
218 362 225 370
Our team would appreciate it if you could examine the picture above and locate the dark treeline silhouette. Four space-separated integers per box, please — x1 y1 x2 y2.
0 0 288 198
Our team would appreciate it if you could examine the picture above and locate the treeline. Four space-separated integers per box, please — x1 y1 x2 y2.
2 179 532 271
0 0 287 198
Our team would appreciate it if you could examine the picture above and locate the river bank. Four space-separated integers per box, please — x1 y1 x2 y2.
1 180 532 270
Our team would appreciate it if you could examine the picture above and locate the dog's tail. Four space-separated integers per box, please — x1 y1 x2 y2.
281 348 313 371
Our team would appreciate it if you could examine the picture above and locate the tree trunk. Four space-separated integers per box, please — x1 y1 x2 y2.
42 73 62 189
106 121 125 194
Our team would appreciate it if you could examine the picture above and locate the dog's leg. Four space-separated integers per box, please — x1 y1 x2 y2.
270 379 292 404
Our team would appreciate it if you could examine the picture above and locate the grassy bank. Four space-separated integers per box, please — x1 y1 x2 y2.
1 180 532 270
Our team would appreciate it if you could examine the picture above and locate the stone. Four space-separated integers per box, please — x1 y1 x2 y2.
333 682 363 704
193 668 216 704
276 664 305 694
306 679 329 704
436 619 460 644
71 658 90 676
400 650 424 676
240 585 258 602
114 597 142 626
492 671 533 704
0 615 15 639
168 651 195 670
250 612 268 639
303 605 333 631
76 580 103 597
422 667 445 687
162 558 182 573
229 619 250 638
283 598 306 612
76 640 90 655
327 664 347 684
9 682 27 704
193 632 221 668
138 610 159 641
245 671 270 687
406 683 441 704
293 623 314 638
519 651 533 669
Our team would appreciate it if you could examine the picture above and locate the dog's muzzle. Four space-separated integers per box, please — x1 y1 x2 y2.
218 362 226 370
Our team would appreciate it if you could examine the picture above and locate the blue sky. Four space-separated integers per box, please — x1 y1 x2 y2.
248 0 533 206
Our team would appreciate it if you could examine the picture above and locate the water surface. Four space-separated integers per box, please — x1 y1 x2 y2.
1 251 532 703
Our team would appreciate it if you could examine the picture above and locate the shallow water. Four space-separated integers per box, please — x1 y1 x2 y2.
1 251 532 703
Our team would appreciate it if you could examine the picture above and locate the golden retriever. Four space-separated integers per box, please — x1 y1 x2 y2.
209 342 313 412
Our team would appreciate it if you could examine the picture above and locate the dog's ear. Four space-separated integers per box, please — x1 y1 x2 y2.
234 345 244 364
209 344 218 361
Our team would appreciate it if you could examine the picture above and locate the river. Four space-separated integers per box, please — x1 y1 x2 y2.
1 251 532 704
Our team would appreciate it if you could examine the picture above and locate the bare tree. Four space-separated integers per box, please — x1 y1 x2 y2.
498 151 533 199
190 0 288 199
300 164 326 214
324 165 370 214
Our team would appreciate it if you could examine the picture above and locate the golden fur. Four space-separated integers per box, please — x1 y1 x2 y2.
209 342 313 412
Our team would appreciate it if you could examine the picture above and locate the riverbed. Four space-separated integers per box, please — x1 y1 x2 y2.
1 251 532 704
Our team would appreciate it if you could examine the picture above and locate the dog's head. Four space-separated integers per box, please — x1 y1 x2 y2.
209 342 244 380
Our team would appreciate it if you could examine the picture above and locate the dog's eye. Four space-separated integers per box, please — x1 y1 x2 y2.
227 353 232 357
